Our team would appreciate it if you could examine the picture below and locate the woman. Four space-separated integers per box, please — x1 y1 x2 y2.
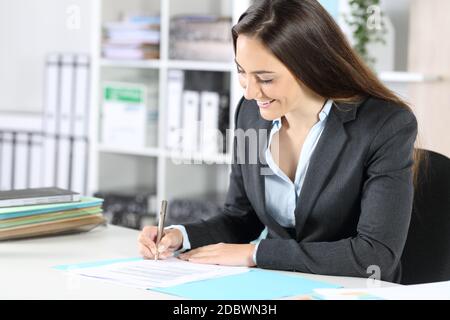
138 0 419 283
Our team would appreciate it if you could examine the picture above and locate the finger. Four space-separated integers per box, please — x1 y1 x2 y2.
191 243 223 253
140 226 159 255
184 251 219 261
179 249 202 260
178 254 189 261
188 255 220 265
178 252 194 260
139 244 154 260
159 251 175 260
189 252 218 260
181 246 210 257
141 226 158 241
138 233 156 255
139 234 157 255
179 244 220 259
157 234 174 253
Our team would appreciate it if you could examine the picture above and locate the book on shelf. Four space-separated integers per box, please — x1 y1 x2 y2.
170 15 232 42
0 187 80 208
104 20 161 32
106 30 160 45
170 15 233 62
170 40 234 62
103 14 160 60
121 14 161 26
102 44 159 60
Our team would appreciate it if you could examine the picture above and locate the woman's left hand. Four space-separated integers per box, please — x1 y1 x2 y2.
178 243 257 267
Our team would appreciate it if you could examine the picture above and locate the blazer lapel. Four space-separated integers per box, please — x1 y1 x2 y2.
294 100 361 238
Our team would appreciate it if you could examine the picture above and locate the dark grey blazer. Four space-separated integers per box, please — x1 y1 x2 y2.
184 96 418 283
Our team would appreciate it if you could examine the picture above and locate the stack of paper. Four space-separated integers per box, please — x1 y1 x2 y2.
103 15 160 60
0 197 105 241
170 15 233 62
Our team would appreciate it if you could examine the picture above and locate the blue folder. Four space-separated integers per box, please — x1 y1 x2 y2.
152 269 341 300
0 197 103 220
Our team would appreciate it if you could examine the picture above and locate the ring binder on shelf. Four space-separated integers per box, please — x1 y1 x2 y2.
0 53 91 193
43 53 91 195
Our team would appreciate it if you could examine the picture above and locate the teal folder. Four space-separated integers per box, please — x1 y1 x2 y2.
54 258 143 271
151 269 341 300
0 197 103 220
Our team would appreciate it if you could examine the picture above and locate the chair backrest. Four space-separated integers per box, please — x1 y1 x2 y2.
401 150 450 284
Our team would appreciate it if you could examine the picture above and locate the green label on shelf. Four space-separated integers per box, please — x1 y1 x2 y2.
104 86 144 104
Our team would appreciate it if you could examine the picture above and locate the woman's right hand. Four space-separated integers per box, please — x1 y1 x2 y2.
138 226 184 260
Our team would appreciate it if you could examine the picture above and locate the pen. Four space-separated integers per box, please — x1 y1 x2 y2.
155 200 168 261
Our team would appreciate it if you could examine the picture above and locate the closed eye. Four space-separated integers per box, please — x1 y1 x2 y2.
258 79 273 84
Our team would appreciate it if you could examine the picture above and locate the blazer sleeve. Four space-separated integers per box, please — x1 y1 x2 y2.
183 98 265 248
256 108 418 281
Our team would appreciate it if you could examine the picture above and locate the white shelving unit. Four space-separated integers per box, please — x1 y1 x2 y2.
379 71 442 83
89 0 440 219
378 71 443 101
89 0 251 217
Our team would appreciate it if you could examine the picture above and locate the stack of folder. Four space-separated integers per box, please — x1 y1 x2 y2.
0 197 105 241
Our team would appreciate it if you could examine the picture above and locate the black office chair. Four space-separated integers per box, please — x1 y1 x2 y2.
400 149 450 285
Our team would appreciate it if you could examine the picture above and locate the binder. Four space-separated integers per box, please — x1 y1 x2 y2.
43 53 91 194
13 133 28 190
29 134 43 189
72 139 87 194
0 197 103 220
0 54 90 193
72 55 90 194
181 91 200 153
57 54 76 190
42 54 59 188
0 133 13 190
166 70 184 150
200 91 220 155
218 93 230 154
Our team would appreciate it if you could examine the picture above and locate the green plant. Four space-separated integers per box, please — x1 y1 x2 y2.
344 0 387 67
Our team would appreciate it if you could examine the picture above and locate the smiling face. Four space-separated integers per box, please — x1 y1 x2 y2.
235 34 315 121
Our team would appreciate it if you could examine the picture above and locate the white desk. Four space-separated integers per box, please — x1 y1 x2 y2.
0 225 398 300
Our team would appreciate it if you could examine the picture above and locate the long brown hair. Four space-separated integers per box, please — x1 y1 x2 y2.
232 0 423 184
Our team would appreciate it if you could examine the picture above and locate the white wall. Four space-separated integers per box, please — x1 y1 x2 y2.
381 0 411 71
0 0 93 113
0 0 412 113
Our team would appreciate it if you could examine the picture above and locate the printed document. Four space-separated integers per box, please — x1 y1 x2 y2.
62 258 249 289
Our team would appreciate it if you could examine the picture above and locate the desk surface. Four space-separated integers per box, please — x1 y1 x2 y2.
0 225 398 300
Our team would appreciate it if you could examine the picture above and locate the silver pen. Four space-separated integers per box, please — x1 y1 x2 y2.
155 200 168 261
